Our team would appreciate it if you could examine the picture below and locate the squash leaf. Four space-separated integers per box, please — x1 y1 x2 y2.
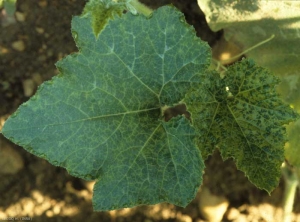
1 6 210 210
184 59 298 193
198 0 300 171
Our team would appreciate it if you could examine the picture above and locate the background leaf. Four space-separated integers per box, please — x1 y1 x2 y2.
184 59 298 193
1 6 210 210
2 0 16 16
197 0 300 78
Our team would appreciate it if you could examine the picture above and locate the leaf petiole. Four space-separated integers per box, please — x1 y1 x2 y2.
128 0 153 16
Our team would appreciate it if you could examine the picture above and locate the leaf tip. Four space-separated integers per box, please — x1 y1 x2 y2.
82 0 126 37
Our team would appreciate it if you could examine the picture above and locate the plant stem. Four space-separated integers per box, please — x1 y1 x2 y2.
221 34 275 64
130 0 153 16
282 163 299 222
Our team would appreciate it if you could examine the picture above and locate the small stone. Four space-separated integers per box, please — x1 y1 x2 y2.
35 27 44 34
22 79 35 97
37 55 47 62
258 203 275 222
11 40 25 51
15 11 26 22
32 73 43 85
0 45 9 54
234 214 248 222
46 210 54 217
5 202 22 217
21 198 35 214
0 137 24 174
0 212 6 218
177 214 192 222
38 0 48 8
198 187 229 222
84 181 96 193
52 205 61 215
0 115 7 129
226 207 240 220
31 190 44 204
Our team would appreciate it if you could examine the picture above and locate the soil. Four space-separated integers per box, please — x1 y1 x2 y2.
0 0 299 221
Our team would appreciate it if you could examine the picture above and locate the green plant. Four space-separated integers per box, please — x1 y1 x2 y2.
1 0 298 211
0 0 16 16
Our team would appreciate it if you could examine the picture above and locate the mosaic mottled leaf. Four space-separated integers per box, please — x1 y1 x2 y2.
185 59 298 193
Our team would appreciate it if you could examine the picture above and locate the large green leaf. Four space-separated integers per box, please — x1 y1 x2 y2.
1 6 210 210
184 59 298 193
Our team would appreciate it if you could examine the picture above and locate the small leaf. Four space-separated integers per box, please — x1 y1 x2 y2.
2 6 210 210
185 58 298 193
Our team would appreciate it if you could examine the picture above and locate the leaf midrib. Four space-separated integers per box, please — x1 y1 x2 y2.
3 107 161 131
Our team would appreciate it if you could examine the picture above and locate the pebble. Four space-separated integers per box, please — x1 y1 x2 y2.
11 40 25 51
0 115 7 129
31 190 44 204
22 79 35 97
35 27 44 34
84 181 96 193
198 187 229 222
177 214 192 222
38 0 48 8
52 205 61 215
46 210 54 217
15 11 26 22
21 198 35 214
226 207 240 220
0 45 9 54
0 137 24 174
32 73 43 85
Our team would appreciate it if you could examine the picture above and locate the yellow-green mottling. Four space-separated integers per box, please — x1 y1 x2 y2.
184 59 299 194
